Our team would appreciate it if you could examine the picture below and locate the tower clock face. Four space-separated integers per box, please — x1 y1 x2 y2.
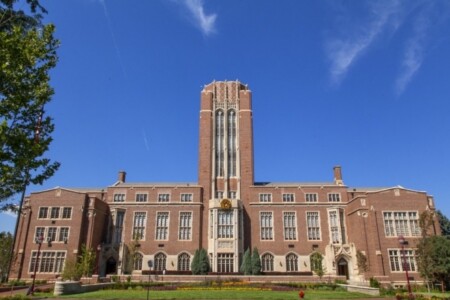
220 199 232 210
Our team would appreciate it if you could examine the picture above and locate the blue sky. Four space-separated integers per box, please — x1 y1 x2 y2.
2 0 450 232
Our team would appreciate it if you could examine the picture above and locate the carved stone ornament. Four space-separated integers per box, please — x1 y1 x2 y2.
220 199 232 210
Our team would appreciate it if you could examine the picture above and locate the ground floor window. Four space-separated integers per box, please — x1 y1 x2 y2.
389 249 416 272
154 252 166 271
133 253 143 271
286 253 298 272
261 253 274 272
178 253 190 271
217 253 234 273
29 251 66 273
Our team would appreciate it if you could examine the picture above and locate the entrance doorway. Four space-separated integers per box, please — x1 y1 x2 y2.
337 257 349 279
105 257 117 274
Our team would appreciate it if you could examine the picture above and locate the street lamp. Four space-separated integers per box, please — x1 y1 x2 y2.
27 235 44 295
398 235 413 299
147 260 153 300
95 244 102 277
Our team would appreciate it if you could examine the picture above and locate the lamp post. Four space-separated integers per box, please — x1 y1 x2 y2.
398 235 413 299
95 244 102 276
147 260 153 300
27 235 44 295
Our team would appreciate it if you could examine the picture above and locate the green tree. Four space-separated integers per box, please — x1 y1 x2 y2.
191 249 200 275
416 235 450 292
310 252 325 279
198 248 210 275
78 245 95 277
0 232 13 282
436 210 450 238
191 248 209 275
240 248 251 275
416 211 438 292
356 250 368 274
251 247 261 275
61 257 82 281
126 238 140 273
0 0 60 211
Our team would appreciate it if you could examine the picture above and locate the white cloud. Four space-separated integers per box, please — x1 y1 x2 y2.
326 1 402 85
2 210 17 218
181 0 217 36
395 6 431 95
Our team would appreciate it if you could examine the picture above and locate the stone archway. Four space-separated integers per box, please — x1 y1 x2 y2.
337 257 349 279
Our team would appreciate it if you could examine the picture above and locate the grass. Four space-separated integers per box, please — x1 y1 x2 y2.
35 289 376 299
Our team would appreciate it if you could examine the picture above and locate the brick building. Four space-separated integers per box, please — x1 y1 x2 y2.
9 80 440 284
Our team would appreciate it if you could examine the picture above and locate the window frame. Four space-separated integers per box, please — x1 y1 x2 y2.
259 193 272 203
305 193 318 203
282 193 295 203
135 193 148 203
327 193 341 202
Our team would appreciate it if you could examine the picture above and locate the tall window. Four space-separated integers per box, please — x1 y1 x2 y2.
307 212 321 240
389 249 416 272
133 253 143 270
38 207 48 219
260 212 273 240
383 212 421 237
132 212 146 240
156 212 169 240
283 212 297 240
261 253 274 272
47 227 57 242
328 209 345 244
29 251 66 274
227 109 236 177
217 253 233 273
329 211 339 244
114 211 125 244
286 253 298 272
135 194 148 202
282 193 295 202
50 207 60 219
154 253 166 271
215 110 224 177
305 193 318 202
217 211 233 238
62 207 72 219
177 253 190 271
59 227 69 242
35 227 45 241
179 212 192 240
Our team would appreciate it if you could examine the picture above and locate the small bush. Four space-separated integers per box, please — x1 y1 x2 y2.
369 277 380 288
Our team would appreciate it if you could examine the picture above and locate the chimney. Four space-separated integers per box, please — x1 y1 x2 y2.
333 166 343 186
118 171 126 183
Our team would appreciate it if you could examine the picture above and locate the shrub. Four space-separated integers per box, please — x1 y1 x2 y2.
370 277 380 288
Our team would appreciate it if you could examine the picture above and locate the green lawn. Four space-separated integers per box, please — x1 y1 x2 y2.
46 289 377 299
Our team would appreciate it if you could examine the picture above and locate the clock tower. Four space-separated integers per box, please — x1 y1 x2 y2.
198 80 254 272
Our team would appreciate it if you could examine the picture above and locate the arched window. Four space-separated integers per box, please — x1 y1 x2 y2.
133 253 143 271
215 110 224 177
286 253 298 272
177 253 190 271
261 253 274 272
227 109 236 177
154 253 166 271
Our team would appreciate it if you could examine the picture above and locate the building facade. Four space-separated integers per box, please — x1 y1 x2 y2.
9 81 441 284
